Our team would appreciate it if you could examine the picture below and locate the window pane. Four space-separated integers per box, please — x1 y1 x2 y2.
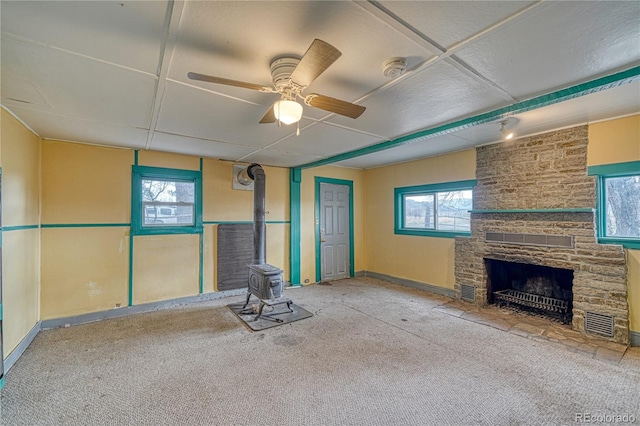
437 190 472 231
404 194 435 228
605 175 640 238
142 179 195 226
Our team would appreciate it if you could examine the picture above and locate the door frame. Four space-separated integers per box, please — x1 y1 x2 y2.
314 177 354 283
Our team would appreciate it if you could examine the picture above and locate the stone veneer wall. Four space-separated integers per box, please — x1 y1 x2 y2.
455 126 629 344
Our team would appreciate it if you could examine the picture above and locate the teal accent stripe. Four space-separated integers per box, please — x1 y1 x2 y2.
398 179 478 194
41 223 130 228
2 225 39 232
203 221 290 225
290 168 302 285
134 150 138 166
587 160 640 176
469 208 593 214
299 66 640 169
128 236 134 307
199 157 203 172
199 233 204 294
0 376 4 391
0 303 3 318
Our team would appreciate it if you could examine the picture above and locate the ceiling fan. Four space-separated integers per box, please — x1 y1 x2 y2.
188 39 366 126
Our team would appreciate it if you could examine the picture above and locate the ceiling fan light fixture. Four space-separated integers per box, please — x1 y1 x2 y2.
274 99 303 125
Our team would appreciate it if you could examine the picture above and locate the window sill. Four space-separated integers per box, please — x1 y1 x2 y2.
395 229 471 238
598 237 640 250
132 226 203 236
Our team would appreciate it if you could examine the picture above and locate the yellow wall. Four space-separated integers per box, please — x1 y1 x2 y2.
40 141 132 320
39 143 291 319
300 165 366 284
0 109 41 356
363 150 476 289
588 114 640 165
587 114 640 334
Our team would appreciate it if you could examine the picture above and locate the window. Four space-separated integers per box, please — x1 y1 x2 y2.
395 180 476 237
131 166 202 235
589 161 640 249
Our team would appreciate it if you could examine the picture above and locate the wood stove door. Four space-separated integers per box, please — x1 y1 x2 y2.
319 182 351 282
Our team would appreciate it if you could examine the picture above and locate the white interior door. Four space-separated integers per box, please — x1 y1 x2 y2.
320 182 350 281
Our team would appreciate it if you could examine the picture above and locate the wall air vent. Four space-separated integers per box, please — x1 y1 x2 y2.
584 311 614 338
460 284 476 302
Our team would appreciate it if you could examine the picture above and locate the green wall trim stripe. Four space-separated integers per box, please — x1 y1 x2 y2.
290 168 302 285
469 208 593 214
203 221 290 225
41 223 131 228
0 376 4 390
128 237 134 306
2 225 39 232
134 150 138 165
587 160 640 176
298 66 640 170
199 233 204 294
598 238 640 250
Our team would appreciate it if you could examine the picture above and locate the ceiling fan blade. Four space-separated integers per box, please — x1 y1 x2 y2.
187 72 273 92
259 104 276 124
305 94 365 119
289 39 341 88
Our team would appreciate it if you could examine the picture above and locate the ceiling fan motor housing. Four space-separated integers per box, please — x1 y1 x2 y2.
270 57 301 91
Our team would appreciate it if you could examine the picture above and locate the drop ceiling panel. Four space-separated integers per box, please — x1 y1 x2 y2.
329 61 510 138
0 1 169 74
1 37 156 129
7 105 148 149
155 81 299 147
378 1 537 49
170 1 434 106
151 132 258 160
269 122 382 157
455 1 640 99
335 134 473 169
239 149 323 168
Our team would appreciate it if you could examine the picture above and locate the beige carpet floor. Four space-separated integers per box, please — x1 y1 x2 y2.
1 277 639 425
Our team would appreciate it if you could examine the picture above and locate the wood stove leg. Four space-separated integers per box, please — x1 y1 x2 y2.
242 291 252 309
254 301 266 321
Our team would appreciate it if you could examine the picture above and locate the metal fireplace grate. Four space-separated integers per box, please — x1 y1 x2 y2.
460 284 476 302
494 289 570 323
585 311 614 338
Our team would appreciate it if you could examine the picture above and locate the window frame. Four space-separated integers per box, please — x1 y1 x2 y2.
589 161 640 249
394 179 476 238
131 165 203 236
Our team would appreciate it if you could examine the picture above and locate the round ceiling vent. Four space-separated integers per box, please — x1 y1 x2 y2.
382 57 407 78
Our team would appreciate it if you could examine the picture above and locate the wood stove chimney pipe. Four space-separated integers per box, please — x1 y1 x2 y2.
247 164 266 265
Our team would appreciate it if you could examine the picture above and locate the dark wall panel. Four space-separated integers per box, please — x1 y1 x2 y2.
217 224 252 291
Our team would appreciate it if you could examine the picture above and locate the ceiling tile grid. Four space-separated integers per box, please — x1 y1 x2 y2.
1 1 638 169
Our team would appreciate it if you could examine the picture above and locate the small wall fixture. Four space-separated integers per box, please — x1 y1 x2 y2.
382 57 407 78
273 99 303 125
499 120 514 140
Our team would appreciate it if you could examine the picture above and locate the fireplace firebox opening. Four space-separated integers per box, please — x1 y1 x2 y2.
485 259 574 324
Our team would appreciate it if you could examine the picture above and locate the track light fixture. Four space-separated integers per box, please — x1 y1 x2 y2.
499 120 514 140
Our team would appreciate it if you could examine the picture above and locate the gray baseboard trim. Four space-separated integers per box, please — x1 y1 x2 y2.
5 321 41 373
41 288 248 330
362 271 456 299
355 270 366 277
630 330 640 347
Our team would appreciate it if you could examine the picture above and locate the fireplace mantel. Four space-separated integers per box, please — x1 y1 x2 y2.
469 208 594 214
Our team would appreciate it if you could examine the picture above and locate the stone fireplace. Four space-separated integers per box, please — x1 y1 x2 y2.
454 126 629 344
